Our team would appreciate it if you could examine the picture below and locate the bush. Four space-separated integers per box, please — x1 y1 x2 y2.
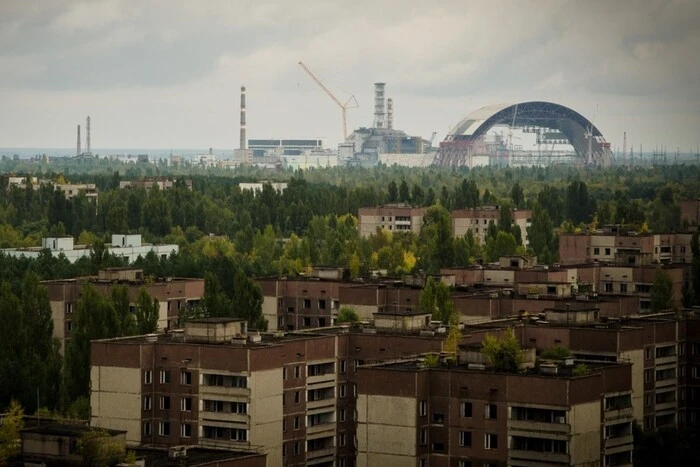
482 329 524 372
336 307 360 324
540 346 571 360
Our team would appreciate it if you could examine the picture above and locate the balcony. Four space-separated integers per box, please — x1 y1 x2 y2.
200 411 249 424
306 447 335 461
508 419 570 435
307 422 336 436
200 385 250 397
307 397 335 410
604 407 634 421
307 373 335 385
604 434 633 450
655 401 677 413
655 356 677 366
509 450 569 464
655 378 677 388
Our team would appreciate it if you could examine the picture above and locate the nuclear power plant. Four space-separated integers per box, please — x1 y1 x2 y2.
75 116 92 157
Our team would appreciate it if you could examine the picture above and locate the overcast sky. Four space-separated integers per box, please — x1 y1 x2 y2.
1 0 699 152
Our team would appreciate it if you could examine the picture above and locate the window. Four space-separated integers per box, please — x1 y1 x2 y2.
282 418 287 432
160 396 170 410
283 443 287 457
432 441 445 452
485 433 498 449
459 431 472 447
339 432 346 447
278 316 284 328
420 428 428 445
419 400 427 416
645 347 653 360
340 384 346 398
485 403 497 420
180 397 192 411
66 321 72 332
593 247 600 255
645 394 652 407
645 369 652 383
143 396 152 410
180 423 191 438
620 283 627 293
460 402 472 417
283 367 287 380
605 248 611 255
294 416 300 430
339 408 345 422
295 365 301 379
432 412 445 424
294 442 300 455
319 299 326 310
180 371 192 385
159 370 170 384
340 359 347 373
459 462 473 467
604 282 613 292
231 429 247 441
303 299 311 309
294 391 300 404
144 370 152 384
158 421 170 436
303 317 311 326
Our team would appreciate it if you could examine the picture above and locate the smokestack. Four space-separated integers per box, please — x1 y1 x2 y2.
77 125 81 157
386 98 393 130
373 82 386 129
86 116 91 155
239 86 247 150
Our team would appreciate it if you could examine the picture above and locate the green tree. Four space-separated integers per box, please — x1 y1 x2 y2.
387 181 398 203
692 232 700 305
20 272 62 411
651 268 674 312
336 307 360 324
202 272 230 318
485 230 518 262
0 283 27 410
111 285 137 336
417 205 454 272
78 428 126 467
482 329 524 372
0 400 24 462
510 181 524 208
528 206 556 263
231 268 267 331
419 277 455 324
135 287 159 334
64 284 120 402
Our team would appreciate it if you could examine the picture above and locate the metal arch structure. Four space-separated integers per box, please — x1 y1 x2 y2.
434 101 612 167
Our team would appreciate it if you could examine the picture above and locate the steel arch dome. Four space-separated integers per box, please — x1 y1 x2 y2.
445 101 610 165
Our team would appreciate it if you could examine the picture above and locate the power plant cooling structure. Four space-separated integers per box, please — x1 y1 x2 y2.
239 86 247 150
386 98 394 130
76 125 81 157
373 82 386 129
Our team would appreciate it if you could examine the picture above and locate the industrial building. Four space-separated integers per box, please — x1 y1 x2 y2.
0 234 178 264
434 101 613 168
344 83 433 167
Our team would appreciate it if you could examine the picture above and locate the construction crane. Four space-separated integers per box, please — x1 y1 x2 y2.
298 61 358 140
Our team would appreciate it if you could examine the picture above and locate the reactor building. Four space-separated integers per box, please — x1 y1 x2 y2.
342 83 434 167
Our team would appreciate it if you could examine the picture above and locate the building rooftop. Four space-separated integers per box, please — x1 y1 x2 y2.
21 423 125 438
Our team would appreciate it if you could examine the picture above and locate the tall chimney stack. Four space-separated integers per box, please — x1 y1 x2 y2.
373 82 386 129
239 86 247 150
386 98 393 130
77 125 81 157
86 116 91 155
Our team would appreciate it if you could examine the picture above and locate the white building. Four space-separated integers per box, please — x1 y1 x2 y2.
238 182 288 195
0 234 178 264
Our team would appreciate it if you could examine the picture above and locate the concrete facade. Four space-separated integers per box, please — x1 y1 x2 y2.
452 205 533 246
358 204 427 238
